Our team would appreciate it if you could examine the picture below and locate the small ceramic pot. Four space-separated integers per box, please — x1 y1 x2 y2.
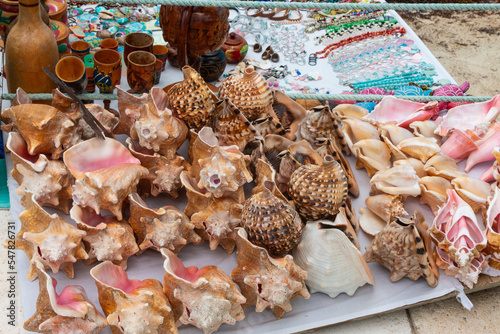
46 0 67 24
154 59 162 85
70 40 91 60
153 44 168 72
93 49 121 93
100 38 118 51
50 20 69 57
55 56 87 94
199 48 227 82
84 53 94 68
0 0 19 42
123 32 154 67
221 32 248 64
85 67 95 93
127 51 156 93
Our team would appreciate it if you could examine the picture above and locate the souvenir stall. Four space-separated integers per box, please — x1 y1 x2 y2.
2 0 500 333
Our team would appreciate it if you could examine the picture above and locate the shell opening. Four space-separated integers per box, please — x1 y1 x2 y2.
9 133 39 163
209 174 221 188
91 262 141 293
142 128 151 138
163 249 211 283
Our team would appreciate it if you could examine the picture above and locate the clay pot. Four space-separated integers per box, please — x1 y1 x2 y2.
199 49 226 82
221 32 248 64
123 32 154 67
85 67 95 93
70 40 90 60
46 0 67 24
93 49 121 93
154 59 162 85
50 20 69 57
127 51 156 93
0 0 19 41
153 44 168 72
55 56 87 94
99 38 118 51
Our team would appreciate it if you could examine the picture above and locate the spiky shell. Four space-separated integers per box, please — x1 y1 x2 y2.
115 86 149 135
288 155 348 221
7 132 74 213
231 228 310 318
70 205 139 269
162 249 246 334
91 261 177 334
24 261 107 334
241 186 303 257
15 193 88 280
364 211 439 287
219 67 273 122
167 65 217 131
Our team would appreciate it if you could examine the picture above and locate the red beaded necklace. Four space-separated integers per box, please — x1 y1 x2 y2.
314 26 406 59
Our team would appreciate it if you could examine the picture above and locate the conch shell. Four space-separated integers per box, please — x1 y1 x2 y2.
332 103 368 119
91 261 177 334
393 158 426 178
24 261 107 334
369 165 421 197
359 194 407 236
352 139 392 178
364 211 439 287
341 116 380 151
409 120 441 144
424 154 467 180
293 221 374 298
396 137 441 163
162 249 246 334
434 247 486 289
63 138 149 220
465 122 500 172
484 187 500 269
440 129 478 161
14 193 88 280
378 124 414 161
451 176 491 212
232 228 310 318
418 176 453 214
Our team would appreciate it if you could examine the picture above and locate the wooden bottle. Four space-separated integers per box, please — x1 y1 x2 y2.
5 0 58 94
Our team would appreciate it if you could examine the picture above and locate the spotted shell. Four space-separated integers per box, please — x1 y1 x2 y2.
288 155 348 221
219 67 274 122
242 183 303 257
167 65 217 131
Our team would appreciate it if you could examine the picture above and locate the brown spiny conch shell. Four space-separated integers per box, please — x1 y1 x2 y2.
341 116 380 152
423 153 468 180
91 261 177 334
63 138 149 220
7 132 74 213
369 164 421 197
393 158 427 179
24 261 107 334
191 199 242 254
451 176 491 212
396 137 441 163
332 103 369 119
219 67 274 122
1 103 81 159
212 98 259 151
352 139 392 178
364 211 439 287
126 138 187 198
242 181 303 257
128 193 202 253
251 115 286 137
167 65 217 130
293 221 374 298
14 193 88 280
418 176 453 214
359 194 408 236
271 90 307 140
70 205 139 269
288 155 348 220
115 86 150 135
409 120 441 145
162 249 246 334
231 228 310 318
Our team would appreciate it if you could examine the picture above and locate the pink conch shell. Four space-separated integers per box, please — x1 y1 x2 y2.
24 261 107 334
91 261 177 334
437 94 500 137
431 189 487 272
484 187 500 269
465 122 500 172
369 164 421 197
232 228 310 318
14 193 88 280
63 138 149 220
440 129 478 161
70 205 139 269
481 165 495 182
434 247 486 289
362 96 438 129
352 139 392 178
128 193 202 254
7 132 74 213
162 248 246 334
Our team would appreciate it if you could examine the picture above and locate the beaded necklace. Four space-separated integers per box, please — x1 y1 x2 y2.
315 19 399 45
304 10 386 33
350 72 434 91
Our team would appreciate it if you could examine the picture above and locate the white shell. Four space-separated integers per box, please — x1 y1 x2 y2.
370 165 421 196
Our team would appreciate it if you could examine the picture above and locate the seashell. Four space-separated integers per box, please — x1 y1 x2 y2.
332 103 368 119
288 155 348 221
231 228 309 318
440 129 478 161
434 247 486 289
378 124 414 162
344 196 360 234
393 158 427 178
272 90 307 140
212 98 259 151
115 86 149 135
242 182 303 257
362 96 438 129
480 165 495 183
167 65 217 130
484 187 500 269
352 139 392 178
251 116 286 137
341 116 380 152
91 261 177 334
451 176 491 212
465 122 500 172
14 193 88 280
364 211 439 287
7 132 74 213
418 176 453 214
437 94 500 137
359 207 387 237
219 67 274 122
293 220 374 298
70 205 139 269
409 120 442 144
12 87 32 106
162 249 246 334
64 138 149 220
396 137 441 163
359 195 407 236
370 164 421 197
424 153 467 180
1 103 82 159
127 138 187 198
24 261 107 334
128 193 202 254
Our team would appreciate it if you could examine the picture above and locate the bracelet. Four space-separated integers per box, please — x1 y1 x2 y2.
270 9 290 21
245 8 262 18
286 9 303 23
